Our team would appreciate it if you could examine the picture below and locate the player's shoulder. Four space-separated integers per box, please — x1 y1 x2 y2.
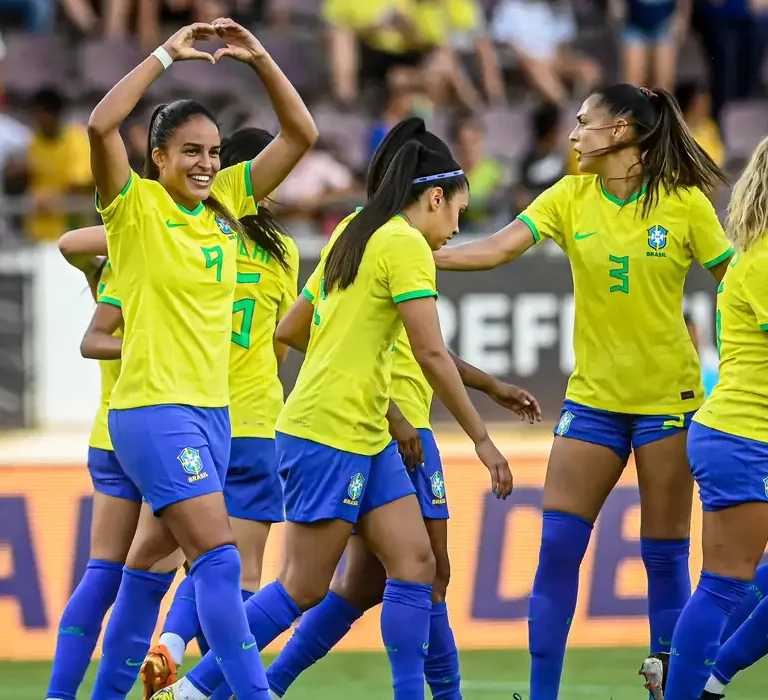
544 174 595 203
372 216 431 257
663 185 710 210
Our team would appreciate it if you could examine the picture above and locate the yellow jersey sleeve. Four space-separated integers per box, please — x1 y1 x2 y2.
383 229 438 303
210 161 254 219
96 170 141 232
687 187 733 268
517 177 571 248
279 238 300 318
303 261 323 303
743 258 768 330
97 263 122 308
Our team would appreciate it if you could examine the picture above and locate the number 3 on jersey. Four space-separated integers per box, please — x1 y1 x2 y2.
609 255 630 294
232 272 262 349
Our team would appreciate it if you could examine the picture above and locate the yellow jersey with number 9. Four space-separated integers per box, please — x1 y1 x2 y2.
88 261 123 451
98 162 255 409
518 175 732 414
277 214 438 455
230 235 300 438
391 328 433 430
694 240 768 442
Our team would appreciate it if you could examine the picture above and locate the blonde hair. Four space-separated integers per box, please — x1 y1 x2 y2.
726 136 768 252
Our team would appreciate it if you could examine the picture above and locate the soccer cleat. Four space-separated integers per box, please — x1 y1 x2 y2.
141 644 178 700
149 687 178 700
639 652 669 700
700 692 724 700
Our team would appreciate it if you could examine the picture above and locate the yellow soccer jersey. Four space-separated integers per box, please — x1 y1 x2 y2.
98 162 255 409
391 328 433 430
88 261 122 451
230 235 299 438
276 215 438 454
518 175 732 414
694 241 768 442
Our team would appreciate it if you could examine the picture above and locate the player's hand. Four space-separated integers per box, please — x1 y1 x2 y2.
475 436 513 499
162 23 217 63
488 380 542 424
211 17 268 63
389 416 424 471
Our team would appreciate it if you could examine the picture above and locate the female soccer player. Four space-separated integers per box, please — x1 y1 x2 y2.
141 127 299 697
160 132 512 700
433 84 732 700
87 17 316 700
44 252 141 700
662 136 768 700
263 117 540 700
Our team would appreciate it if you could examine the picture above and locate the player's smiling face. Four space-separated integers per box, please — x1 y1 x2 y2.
153 115 222 206
569 95 628 175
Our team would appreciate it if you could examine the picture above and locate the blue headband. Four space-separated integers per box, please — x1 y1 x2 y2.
412 169 464 184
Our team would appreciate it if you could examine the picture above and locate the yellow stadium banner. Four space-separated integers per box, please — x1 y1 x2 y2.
0 442 709 660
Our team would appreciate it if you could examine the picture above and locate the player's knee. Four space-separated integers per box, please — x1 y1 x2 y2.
539 512 591 570
331 573 384 611
280 569 330 610
387 539 436 586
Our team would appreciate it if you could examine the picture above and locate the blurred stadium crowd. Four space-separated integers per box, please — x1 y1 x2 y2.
0 0 767 243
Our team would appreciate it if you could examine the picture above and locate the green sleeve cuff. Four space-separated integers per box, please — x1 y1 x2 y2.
99 295 122 308
244 159 253 198
517 214 541 243
703 248 734 269
393 289 438 304
760 323 768 331
302 287 315 303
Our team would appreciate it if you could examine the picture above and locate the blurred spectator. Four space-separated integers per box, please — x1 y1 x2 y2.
610 0 690 91
367 83 418 159
8 88 91 243
453 115 511 231
271 139 358 235
0 0 54 32
323 0 488 110
514 102 567 214
492 0 601 104
0 30 5 105
694 0 768 124
675 81 725 167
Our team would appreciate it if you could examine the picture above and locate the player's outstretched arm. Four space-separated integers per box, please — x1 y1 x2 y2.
275 294 314 353
81 302 123 360
399 295 513 498
449 352 542 424
211 18 318 202
88 23 217 207
433 219 536 271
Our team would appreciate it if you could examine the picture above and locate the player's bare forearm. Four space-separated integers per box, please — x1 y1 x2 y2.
275 296 313 353
450 351 496 394
386 400 406 428
434 219 535 271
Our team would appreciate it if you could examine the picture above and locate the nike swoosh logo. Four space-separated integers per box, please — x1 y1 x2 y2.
658 637 672 646
242 641 258 650
165 219 187 228
704 659 716 666
125 659 143 666
574 231 598 240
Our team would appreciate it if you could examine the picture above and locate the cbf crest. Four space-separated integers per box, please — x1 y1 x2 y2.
763 476 768 499
344 472 365 506
215 216 232 234
430 471 446 505
647 225 668 258
178 447 208 483
556 410 574 436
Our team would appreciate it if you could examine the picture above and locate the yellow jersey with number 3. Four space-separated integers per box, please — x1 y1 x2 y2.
230 235 299 438
277 214 438 454
694 241 768 442
88 261 122 451
518 175 732 414
391 329 433 431
98 162 255 409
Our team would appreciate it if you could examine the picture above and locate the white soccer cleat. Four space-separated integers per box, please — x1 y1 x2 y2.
639 653 667 700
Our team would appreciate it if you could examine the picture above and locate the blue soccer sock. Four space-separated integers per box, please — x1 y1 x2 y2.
267 591 364 696
665 571 750 700
381 579 433 700
187 579 301 696
642 538 691 654
189 545 271 699
425 601 462 699
712 589 768 687
91 567 175 699
159 575 199 665
721 562 768 642
47 559 123 700
529 511 593 700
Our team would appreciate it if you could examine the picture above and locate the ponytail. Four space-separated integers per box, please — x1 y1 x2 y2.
325 141 424 293
593 84 728 218
239 203 289 270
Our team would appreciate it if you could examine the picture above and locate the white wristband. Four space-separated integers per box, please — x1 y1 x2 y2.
151 46 174 70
